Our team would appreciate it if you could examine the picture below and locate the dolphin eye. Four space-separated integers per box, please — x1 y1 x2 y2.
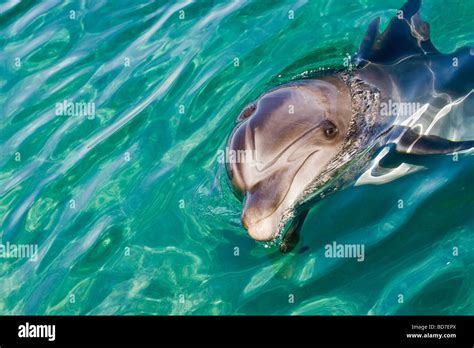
322 120 338 139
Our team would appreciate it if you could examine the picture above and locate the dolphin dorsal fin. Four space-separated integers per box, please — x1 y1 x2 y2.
355 0 439 66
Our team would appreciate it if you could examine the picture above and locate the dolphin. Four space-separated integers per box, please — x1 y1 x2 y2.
225 0 474 252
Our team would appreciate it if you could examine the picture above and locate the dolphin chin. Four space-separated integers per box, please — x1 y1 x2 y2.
240 148 326 242
241 213 279 241
240 188 289 242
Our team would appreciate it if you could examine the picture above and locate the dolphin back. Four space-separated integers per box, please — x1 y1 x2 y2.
354 0 438 66
355 0 474 97
354 0 473 140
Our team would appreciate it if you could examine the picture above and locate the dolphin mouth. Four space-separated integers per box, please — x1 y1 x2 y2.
242 148 322 243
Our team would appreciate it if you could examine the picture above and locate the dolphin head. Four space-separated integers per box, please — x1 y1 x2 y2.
226 76 354 242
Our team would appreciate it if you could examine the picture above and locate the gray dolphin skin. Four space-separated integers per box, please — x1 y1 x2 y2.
226 0 474 252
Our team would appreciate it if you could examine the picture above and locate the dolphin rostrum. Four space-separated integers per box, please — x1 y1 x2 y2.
225 0 474 252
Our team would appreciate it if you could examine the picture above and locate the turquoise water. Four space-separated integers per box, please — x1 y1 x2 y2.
0 0 473 315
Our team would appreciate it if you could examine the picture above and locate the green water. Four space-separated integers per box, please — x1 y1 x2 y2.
0 0 473 315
